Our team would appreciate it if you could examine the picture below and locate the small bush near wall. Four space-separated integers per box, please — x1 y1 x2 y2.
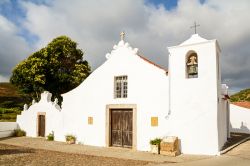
150 138 162 145
13 129 26 137
47 132 54 141
65 135 76 144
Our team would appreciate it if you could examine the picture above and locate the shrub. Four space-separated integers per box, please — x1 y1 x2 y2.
0 101 15 108
65 134 76 144
150 138 162 145
47 131 54 141
13 129 26 137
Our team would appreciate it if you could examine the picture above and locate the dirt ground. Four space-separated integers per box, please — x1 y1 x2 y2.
0 144 151 166
1 133 248 166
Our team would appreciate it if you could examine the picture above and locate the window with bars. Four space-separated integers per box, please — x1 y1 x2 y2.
114 76 128 98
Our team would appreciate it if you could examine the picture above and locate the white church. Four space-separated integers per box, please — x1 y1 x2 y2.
16 33 232 155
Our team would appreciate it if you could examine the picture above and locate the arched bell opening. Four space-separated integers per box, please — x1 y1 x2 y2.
186 51 198 78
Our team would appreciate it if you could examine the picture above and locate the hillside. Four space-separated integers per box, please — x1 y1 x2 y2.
0 82 20 97
230 88 250 102
0 82 31 122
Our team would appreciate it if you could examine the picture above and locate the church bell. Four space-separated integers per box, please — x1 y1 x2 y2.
187 64 198 75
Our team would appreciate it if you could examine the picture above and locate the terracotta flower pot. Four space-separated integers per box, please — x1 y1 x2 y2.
66 139 75 144
150 144 160 154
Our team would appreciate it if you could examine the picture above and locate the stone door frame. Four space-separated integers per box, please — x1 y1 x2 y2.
106 104 137 150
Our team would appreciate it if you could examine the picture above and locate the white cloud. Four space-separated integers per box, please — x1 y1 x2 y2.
0 75 8 82
1 0 250 91
0 15 16 34
0 15 32 80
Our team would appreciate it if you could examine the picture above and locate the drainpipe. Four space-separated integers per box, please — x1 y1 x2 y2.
165 53 171 119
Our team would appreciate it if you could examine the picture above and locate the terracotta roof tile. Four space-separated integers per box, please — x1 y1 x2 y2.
137 54 168 73
232 102 250 109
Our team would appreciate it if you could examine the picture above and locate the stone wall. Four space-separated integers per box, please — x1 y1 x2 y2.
230 104 250 134
0 122 18 138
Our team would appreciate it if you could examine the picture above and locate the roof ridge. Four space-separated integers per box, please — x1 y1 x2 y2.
137 54 168 73
232 101 250 109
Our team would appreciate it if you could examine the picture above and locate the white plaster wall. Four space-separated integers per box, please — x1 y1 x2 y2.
0 122 18 138
167 35 226 155
17 92 63 140
218 99 229 150
230 104 250 134
61 40 169 151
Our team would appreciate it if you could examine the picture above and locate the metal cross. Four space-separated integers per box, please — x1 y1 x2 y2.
190 22 200 34
120 31 125 40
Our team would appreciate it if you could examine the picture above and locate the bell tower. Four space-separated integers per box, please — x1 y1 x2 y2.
167 34 226 155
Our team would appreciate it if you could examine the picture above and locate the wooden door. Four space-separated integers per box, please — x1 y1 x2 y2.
111 109 132 148
122 110 133 147
38 115 45 137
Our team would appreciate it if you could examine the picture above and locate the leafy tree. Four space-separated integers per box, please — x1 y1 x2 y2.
10 36 91 101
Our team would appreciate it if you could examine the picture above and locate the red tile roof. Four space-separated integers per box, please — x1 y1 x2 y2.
232 102 250 109
137 54 168 73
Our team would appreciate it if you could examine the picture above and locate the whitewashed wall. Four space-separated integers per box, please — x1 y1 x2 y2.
17 92 63 140
61 40 170 151
230 104 250 134
0 122 18 138
167 34 227 155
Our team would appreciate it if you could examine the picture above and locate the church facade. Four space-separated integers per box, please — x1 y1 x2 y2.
17 34 230 155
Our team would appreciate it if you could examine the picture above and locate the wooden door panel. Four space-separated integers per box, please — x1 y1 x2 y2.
111 130 122 147
111 110 122 146
122 110 132 147
111 109 132 148
38 115 45 137
122 131 132 147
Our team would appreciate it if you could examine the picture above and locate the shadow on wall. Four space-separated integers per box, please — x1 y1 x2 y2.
230 122 250 134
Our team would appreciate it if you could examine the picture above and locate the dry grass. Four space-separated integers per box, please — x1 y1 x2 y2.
0 82 20 97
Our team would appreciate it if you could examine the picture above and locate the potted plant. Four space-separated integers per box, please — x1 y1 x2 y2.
65 134 76 144
150 138 162 154
47 131 54 141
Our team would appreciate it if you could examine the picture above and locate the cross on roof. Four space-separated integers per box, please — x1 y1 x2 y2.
190 22 200 34
120 31 125 40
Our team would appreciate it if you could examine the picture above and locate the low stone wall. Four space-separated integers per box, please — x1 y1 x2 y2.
230 104 250 134
0 122 18 138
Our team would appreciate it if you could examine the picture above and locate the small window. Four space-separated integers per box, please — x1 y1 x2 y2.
114 76 127 98
186 53 198 78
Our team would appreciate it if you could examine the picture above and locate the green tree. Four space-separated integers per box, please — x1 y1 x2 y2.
10 36 91 101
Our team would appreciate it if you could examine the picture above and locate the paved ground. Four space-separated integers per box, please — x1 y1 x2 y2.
156 140 250 166
0 137 250 165
0 137 209 165
0 144 150 166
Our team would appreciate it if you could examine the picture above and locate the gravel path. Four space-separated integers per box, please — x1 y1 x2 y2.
0 144 151 166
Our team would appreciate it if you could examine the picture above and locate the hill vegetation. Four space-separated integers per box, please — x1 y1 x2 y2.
0 82 31 122
230 88 250 102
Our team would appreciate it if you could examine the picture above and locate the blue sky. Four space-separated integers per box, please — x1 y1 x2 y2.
146 0 178 9
0 0 249 93
0 0 42 44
